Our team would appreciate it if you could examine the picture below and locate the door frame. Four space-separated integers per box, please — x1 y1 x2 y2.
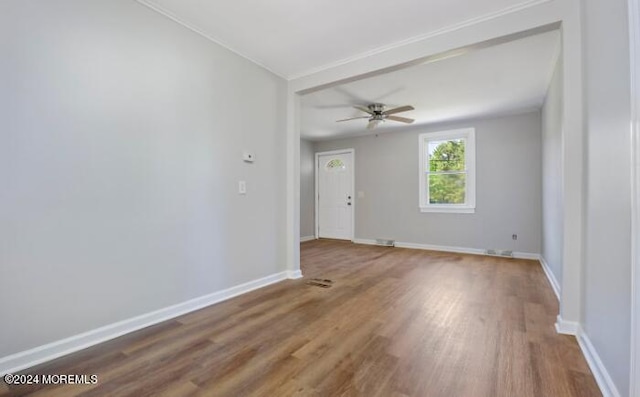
315 148 355 241
630 0 640 394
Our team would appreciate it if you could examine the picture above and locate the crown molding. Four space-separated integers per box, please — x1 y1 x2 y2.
288 0 554 80
137 0 553 81
135 0 287 80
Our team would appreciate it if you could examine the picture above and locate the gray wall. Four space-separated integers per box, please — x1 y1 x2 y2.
541 55 564 288
0 0 287 358
314 112 542 254
582 0 632 394
300 139 315 238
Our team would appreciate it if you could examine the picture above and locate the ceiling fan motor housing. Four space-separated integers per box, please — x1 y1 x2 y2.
369 103 385 113
369 103 386 121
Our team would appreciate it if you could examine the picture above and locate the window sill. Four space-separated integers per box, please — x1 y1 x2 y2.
420 206 476 214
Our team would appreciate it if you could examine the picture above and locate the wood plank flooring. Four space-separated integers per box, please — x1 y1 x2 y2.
1 240 601 396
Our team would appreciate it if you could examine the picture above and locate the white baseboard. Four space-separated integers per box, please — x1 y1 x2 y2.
300 236 315 243
0 271 291 376
554 317 621 397
395 241 486 255
352 238 377 245
576 327 622 397
513 252 541 260
352 239 539 260
539 255 561 300
287 269 303 279
555 315 581 335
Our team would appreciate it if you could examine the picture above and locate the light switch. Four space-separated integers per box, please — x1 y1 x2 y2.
238 180 247 194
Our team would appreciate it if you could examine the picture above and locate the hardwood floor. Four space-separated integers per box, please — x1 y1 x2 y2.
1 240 601 396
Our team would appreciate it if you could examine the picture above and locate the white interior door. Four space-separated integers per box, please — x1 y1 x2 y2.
317 151 354 240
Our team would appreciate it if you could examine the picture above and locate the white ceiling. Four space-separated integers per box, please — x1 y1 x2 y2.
139 0 541 79
137 1 560 141
300 30 560 140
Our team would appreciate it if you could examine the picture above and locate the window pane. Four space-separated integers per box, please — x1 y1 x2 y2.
428 173 466 204
428 139 465 172
325 159 345 171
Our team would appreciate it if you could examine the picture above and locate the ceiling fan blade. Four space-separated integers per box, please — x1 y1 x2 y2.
384 105 414 115
387 115 415 124
354 105 374 114
336 116 370 122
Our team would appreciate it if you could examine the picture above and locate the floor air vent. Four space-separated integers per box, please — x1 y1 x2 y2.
375 239 395 247
306 278 333 288
485 249 514 258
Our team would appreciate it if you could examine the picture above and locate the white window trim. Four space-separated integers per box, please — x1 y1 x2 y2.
418 128 476 214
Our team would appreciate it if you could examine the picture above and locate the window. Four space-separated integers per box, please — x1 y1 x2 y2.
325 159 345 171
419 128 476 213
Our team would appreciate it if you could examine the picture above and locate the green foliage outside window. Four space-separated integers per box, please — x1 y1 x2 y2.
428 139 466 204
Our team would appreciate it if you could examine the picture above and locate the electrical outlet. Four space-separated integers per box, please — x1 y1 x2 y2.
512 234 518 240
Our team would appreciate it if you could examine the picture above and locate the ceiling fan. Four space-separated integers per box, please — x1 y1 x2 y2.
336 103 415 129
